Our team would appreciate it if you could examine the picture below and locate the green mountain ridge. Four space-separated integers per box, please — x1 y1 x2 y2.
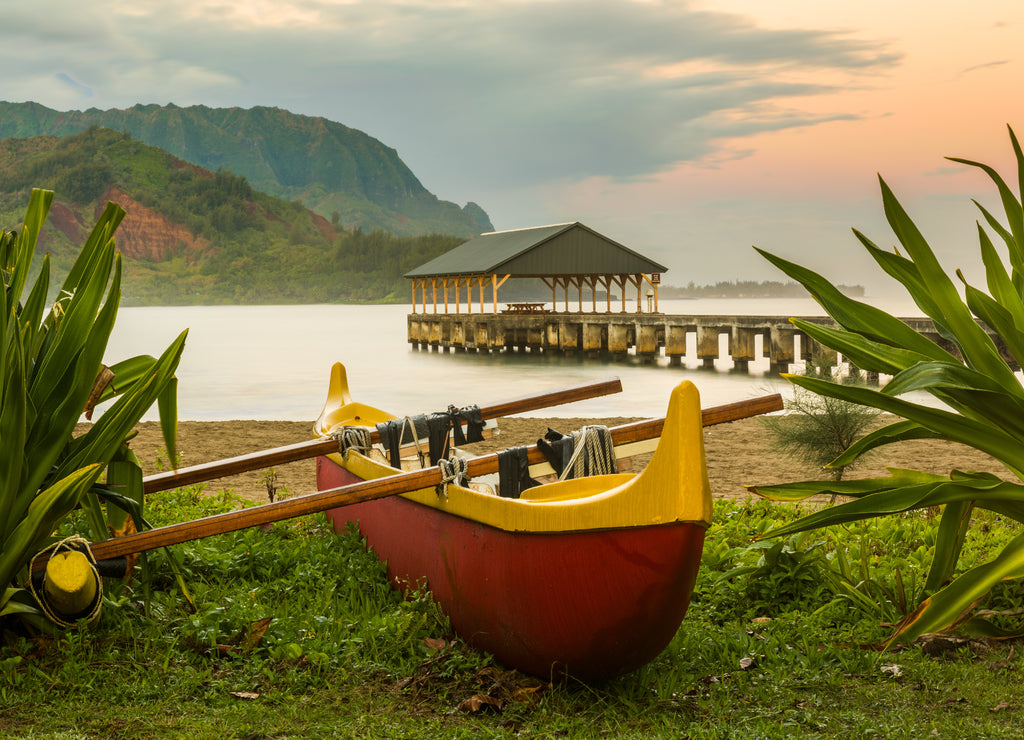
0 101 492 237
0 126 466 305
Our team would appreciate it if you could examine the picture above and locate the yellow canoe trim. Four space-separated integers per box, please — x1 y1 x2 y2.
314 362 712 533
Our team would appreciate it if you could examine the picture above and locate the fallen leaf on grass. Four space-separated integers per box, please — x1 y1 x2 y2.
422 637 448 651
989 702 1012 713
739 657 756 671
458 694 504 714
216 617 274 656
229 691 260 700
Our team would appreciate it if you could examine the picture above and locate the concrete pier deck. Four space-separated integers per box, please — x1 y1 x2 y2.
407 312 996 375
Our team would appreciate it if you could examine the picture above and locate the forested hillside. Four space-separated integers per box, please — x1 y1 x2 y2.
0 101 492 237
0 127 465 304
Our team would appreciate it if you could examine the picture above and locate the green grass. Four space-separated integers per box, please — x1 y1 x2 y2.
2 493 1023 739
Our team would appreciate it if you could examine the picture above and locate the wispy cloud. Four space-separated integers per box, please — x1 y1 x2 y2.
0 0 900 193
54 72 94 98
961 59 1009 73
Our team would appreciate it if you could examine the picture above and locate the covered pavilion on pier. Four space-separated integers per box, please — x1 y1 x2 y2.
404 222 668 315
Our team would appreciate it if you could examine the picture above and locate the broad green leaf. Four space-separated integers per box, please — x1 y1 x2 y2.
788 318 931 375
878 177 1016 384
0 342 27 535
756 247 955 360
60 330 187 477
157 375 179 467
0 587 38 617
20 255 50 353
757 477 1024 541
827 420 946 468
882 360 1023 400
787 374 1024 469
895 529 1024 642
96 356 158 402
0 464 101 589
103 457 145 537
748 467 947 503
950 146 1024 264
961 283 1024 370
786 372 1024 470
924 500 974 594
858 236 949 334
56 202 126 298
972 223 1024 318
5 190 53 305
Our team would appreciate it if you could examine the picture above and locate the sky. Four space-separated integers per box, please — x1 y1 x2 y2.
2 0 1023 295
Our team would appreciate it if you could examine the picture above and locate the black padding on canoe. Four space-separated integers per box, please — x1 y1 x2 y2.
449 404 485 445
399 414 429 445
376 420 403 468
537 429 574 477
497 446 539 499
427 412 451 464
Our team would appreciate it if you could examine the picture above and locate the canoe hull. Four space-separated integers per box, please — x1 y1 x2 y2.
317 456 705 681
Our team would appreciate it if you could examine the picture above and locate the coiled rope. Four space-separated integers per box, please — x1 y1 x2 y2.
436 456 469 500
332 426 372 462
559 425 615 481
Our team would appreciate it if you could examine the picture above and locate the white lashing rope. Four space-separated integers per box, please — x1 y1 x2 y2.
436 456 469 500
332 426 372 461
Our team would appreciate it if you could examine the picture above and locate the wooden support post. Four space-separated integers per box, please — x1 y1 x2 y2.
730 327 756 372
665 325 686 365
769 326 795 375
583 323 604 356
637 324 658 363
697 327 719 369
559 321 580 354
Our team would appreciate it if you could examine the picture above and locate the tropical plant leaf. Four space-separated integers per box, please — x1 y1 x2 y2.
827 420 946 468
755 247 954 360
894 529 1024 642
0 464 102 589
924 500 974 594
878 177 1015 384
786 374 1024 471
757 477 1024 541
748 468 946 503
971 222 1024 324
788 318 931 376
856 235 949 333
961 281 1024 370
0 188 186 627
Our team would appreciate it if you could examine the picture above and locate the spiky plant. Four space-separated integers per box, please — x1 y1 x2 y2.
1 189 186 621
748 126 1024 642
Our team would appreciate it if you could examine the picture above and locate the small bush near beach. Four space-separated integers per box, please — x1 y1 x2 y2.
1 493 1021 738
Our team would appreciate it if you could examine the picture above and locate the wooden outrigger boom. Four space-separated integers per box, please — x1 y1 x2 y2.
33 392 781 572
142 376 625 494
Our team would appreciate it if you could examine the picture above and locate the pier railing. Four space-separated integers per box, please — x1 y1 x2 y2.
407 312 1010 376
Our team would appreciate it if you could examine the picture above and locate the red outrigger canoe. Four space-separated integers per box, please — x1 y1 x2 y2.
313 364 712 681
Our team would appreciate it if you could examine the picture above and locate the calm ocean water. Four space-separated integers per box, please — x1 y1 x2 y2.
101 297 925 422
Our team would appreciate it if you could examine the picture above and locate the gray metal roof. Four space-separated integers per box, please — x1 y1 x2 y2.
404 222 668 278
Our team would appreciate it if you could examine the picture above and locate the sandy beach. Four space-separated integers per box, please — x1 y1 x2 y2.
121 414 1011 504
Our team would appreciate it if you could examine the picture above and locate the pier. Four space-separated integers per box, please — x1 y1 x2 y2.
401 223 1013 377
407 313 964 376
